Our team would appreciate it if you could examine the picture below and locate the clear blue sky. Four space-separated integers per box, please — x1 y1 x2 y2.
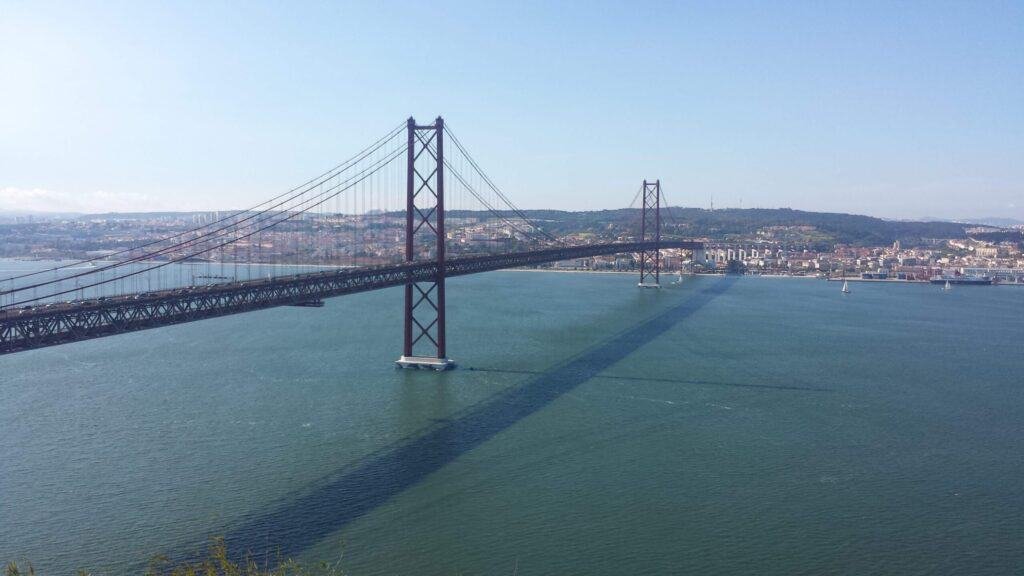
1 1 1021 220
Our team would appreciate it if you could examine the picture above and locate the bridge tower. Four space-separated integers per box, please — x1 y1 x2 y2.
638 179 661 288
396 116 455 370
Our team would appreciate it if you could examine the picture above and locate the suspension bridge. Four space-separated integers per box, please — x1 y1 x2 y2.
0 117 704 366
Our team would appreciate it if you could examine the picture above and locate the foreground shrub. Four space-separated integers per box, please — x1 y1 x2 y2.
5 538 345 576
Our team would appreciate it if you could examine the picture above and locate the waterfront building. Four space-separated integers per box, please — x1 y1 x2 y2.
961 267 1024 283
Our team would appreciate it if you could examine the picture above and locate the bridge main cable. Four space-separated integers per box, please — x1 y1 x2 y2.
0 121 407 288
443 124 561 244
443 159 558 247
3 140 409 309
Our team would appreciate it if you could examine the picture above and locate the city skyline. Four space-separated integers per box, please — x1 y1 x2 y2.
1 1 1022 220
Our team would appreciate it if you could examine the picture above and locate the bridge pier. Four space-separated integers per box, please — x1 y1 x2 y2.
395 355 455 370
638 179 661 288
396 116 455 370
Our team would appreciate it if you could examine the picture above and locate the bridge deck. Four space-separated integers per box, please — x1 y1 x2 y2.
0 241 702 355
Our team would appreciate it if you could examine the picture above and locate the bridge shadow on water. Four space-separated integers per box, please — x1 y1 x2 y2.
465 368 831 393
221 276 741 559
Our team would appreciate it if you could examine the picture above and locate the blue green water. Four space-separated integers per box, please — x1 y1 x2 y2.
2 271 1023 574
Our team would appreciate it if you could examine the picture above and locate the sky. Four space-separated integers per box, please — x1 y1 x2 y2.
0 0 1021 220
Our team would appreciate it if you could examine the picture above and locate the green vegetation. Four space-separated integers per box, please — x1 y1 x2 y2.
5 539 346 576
454 207 969 248
725 259 747 274
970 229 1024 246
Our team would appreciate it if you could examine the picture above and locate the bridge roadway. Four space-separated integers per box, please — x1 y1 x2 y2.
0 240 702 355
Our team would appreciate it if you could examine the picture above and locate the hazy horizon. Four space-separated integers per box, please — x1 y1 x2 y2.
2 203 1022 227
2 1 1021 220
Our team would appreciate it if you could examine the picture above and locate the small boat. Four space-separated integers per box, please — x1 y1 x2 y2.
841 280 850 294
943 280 952 291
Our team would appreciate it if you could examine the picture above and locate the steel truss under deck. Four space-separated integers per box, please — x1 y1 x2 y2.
0 240 702 356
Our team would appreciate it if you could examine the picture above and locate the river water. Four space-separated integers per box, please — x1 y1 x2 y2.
2 269 1022 574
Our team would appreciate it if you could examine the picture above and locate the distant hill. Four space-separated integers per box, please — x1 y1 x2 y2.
489 207 969 248
969 229 1024 244
965 217 1024 228
5 207 974 249
73 211 213 220
0 210 83 223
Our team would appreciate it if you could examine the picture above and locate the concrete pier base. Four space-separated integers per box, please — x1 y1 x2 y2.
395 356 456 371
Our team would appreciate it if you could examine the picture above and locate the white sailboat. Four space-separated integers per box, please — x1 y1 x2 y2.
841 280 850 294
943 280 952 291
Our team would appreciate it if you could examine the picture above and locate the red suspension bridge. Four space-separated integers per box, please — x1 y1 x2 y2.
0 117 704 365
